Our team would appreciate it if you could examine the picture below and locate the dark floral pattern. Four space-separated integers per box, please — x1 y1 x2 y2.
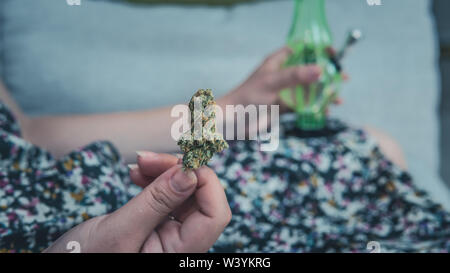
0 102 137 252
210 121 450 253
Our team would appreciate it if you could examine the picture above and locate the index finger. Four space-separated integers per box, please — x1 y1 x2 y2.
261 46 293 71
137 151 179 177
268 65 321 91
129 152 179 188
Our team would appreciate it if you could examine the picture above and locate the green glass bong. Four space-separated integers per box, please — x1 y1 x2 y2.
280 0 360 131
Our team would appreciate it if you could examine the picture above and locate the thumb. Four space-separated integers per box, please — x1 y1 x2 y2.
100 165 197 251
139 164 198 218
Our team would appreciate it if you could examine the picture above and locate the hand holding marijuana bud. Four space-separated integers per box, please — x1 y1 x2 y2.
45 152 231 252
178 89 228 170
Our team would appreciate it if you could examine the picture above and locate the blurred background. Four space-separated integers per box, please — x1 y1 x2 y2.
0 0 448 206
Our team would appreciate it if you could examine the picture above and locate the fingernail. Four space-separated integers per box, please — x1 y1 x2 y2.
136 151 157 159
173 153 184 164
128 164 138 170
173 153 183 159
170 169 197 193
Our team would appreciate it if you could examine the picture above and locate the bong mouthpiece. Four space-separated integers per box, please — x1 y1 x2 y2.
337 29 362 61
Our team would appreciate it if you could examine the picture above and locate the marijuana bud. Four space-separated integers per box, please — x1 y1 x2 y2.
177 89 229 170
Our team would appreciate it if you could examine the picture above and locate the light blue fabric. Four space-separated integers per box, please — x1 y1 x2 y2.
0 0 448 208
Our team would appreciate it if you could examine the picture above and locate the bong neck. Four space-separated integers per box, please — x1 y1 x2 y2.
288 0 331 46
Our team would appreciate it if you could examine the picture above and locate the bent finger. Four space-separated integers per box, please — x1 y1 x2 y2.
129 164 151 188
262 46 293 71
269 65 321 90
136 151 179 178
178 166 231 252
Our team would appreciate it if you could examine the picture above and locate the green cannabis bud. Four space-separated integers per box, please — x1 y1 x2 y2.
177 89 228 170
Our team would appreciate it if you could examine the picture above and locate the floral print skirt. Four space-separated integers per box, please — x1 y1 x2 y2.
210 119 450 253
0 102 449 252
0 102 136 252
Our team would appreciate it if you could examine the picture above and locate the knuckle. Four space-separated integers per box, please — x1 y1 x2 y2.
263 53 274 64
225 207 232 225
261 74 275 87
199 165 216 178
294 67 306 80
145 185 174 216
220 206 232 228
